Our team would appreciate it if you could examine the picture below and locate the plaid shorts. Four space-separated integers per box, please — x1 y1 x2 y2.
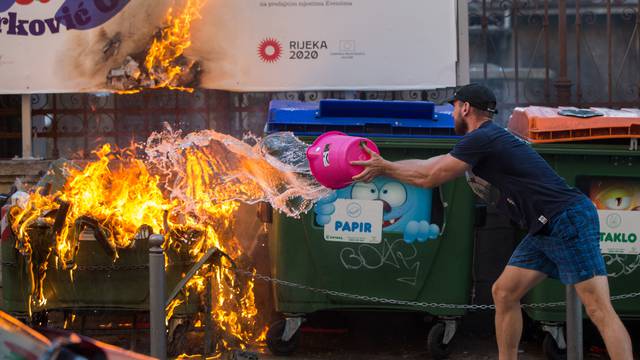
508 196 607 285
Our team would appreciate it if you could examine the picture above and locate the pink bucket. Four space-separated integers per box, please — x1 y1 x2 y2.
306 131 380 189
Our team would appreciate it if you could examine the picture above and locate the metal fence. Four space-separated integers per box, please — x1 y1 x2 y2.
469 0 640 123
2 89 454 159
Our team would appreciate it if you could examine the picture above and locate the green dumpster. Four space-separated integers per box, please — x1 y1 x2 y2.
1 159 200 322
1 209 200 339
520 142 640 357
264 100 478 358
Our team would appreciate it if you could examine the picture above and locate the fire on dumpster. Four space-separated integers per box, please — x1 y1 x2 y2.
7 128 326 356
108 0 205 93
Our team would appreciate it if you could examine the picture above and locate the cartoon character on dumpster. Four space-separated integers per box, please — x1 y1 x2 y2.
314 177 440 243
590 179 640 211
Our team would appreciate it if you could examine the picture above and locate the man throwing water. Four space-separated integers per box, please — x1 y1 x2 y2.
351 83 633 360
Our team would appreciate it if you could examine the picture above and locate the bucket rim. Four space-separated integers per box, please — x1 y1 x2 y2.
311 130 348 145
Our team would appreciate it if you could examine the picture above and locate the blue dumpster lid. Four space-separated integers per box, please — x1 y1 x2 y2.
266 99 459 138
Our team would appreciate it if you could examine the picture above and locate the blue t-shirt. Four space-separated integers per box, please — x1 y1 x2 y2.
450 121 583 234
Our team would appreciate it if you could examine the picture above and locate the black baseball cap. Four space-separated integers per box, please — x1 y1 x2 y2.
448 83 498 114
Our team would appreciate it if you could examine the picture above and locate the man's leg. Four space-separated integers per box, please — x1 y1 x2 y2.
574 276 633 360
492 265 547 360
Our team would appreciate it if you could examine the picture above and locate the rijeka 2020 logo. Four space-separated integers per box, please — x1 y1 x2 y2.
257 37 282 63
0 0 130 35
258 37 328 63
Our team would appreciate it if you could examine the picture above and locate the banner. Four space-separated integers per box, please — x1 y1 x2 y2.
0 0 458 93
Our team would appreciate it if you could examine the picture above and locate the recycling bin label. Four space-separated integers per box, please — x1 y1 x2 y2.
324 199 383 244
597 211 640 255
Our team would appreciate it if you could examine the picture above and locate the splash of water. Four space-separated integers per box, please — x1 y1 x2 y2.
145 126 330 219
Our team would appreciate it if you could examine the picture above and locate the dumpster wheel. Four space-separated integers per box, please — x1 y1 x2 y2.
427 322 453 359
266 319 300 356
542 333 567 360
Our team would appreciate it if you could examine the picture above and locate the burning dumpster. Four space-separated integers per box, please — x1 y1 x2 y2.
2 127 325 356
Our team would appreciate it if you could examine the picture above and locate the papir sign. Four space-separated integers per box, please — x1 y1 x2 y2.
324 199 382 244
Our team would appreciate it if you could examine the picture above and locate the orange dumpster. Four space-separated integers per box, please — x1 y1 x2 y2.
508 106 640 143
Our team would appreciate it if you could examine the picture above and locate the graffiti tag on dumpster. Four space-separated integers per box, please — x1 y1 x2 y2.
339 238 420 285
604 254 640 278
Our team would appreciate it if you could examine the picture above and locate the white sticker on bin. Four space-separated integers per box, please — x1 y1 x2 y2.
597 210 640 255
324 199 382 244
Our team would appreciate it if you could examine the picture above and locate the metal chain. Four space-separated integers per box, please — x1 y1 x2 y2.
234 269 640 311
1 262 149 271
75 264 149 271
3 260 638 309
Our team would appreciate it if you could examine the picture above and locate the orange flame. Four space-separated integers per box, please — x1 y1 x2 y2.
10 139 267 355
144 0 206 92
60 145 170 260
116 89 142 95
